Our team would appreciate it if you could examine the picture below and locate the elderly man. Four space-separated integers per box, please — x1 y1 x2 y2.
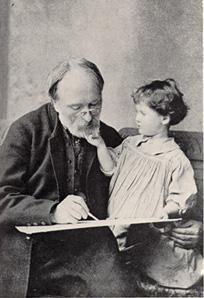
0 58 129 297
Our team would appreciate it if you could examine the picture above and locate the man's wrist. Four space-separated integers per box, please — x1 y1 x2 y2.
50 206 57 223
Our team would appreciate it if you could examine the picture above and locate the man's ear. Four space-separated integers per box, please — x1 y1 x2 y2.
161 115 170 126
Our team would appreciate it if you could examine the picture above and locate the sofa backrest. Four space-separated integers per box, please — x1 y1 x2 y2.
119 127 203 221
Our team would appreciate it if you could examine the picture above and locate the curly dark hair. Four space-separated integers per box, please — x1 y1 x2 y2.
131 79 189 125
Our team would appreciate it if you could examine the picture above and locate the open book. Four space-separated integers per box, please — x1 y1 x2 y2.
16 217 182 234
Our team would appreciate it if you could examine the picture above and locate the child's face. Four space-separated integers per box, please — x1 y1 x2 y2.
135 102 167 137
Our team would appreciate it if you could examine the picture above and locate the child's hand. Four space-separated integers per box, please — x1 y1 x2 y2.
84 130 104 147
86 134 104 147
162 201 180 218
160 208 169 220
151 208 169 230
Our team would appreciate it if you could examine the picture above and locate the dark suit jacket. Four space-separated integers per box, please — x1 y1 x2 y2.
0 103 122 297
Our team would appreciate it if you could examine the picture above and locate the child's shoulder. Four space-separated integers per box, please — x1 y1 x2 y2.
122 134 143 145
167 142 192 170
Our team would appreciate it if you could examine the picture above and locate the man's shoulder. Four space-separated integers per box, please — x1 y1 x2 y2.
100 121 123 147
14 103 50 124
5 103 52 142
9 103 52 132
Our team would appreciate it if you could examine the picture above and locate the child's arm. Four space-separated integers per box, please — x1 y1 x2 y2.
85 133 115 175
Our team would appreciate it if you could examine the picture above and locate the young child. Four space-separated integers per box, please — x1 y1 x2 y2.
85 79 202 289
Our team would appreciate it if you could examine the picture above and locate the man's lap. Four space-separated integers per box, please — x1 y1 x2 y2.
27 227 130 297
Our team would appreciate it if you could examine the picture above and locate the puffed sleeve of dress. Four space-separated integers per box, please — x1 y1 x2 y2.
166 151 197 214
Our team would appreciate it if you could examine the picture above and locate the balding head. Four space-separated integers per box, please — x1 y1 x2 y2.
47 57 104 102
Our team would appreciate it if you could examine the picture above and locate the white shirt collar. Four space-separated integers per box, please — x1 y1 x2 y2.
134 134 179 155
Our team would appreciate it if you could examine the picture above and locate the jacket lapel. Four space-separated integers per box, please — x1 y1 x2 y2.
48 105 67 200
85 142 97 181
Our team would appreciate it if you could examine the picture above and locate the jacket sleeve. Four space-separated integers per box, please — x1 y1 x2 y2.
0 121 57 227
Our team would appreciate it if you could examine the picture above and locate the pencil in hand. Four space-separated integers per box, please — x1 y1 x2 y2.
88 212 99 221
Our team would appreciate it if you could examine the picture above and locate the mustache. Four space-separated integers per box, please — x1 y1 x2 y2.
82 119 100 136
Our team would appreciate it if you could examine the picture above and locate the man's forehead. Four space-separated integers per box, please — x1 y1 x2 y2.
56 69 101 105
59 69 95 88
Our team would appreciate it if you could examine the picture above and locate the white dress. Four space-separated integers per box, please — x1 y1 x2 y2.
107 135 202 289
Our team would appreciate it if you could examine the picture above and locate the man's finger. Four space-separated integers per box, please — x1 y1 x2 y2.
174 220 193 228
70 204 88 219
65 215 79 224
70 196 89 213
170 236 196 249
65 195 89 213
170 236 194 245
171 227 197 235
68 206 84 220
170 233 196 242
173 242 193 249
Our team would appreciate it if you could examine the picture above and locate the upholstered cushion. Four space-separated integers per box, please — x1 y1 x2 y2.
135 269 203 297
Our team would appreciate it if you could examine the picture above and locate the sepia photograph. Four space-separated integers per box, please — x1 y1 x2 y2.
0 0 203 297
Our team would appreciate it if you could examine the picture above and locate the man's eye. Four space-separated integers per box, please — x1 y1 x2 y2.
90 101 101 107
71 106 81 111
138 110 145 116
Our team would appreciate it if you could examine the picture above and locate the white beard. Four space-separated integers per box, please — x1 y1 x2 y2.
59 114 100 138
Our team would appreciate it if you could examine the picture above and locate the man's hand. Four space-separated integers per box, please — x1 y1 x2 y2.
168 220 203 249
51 195 89 224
